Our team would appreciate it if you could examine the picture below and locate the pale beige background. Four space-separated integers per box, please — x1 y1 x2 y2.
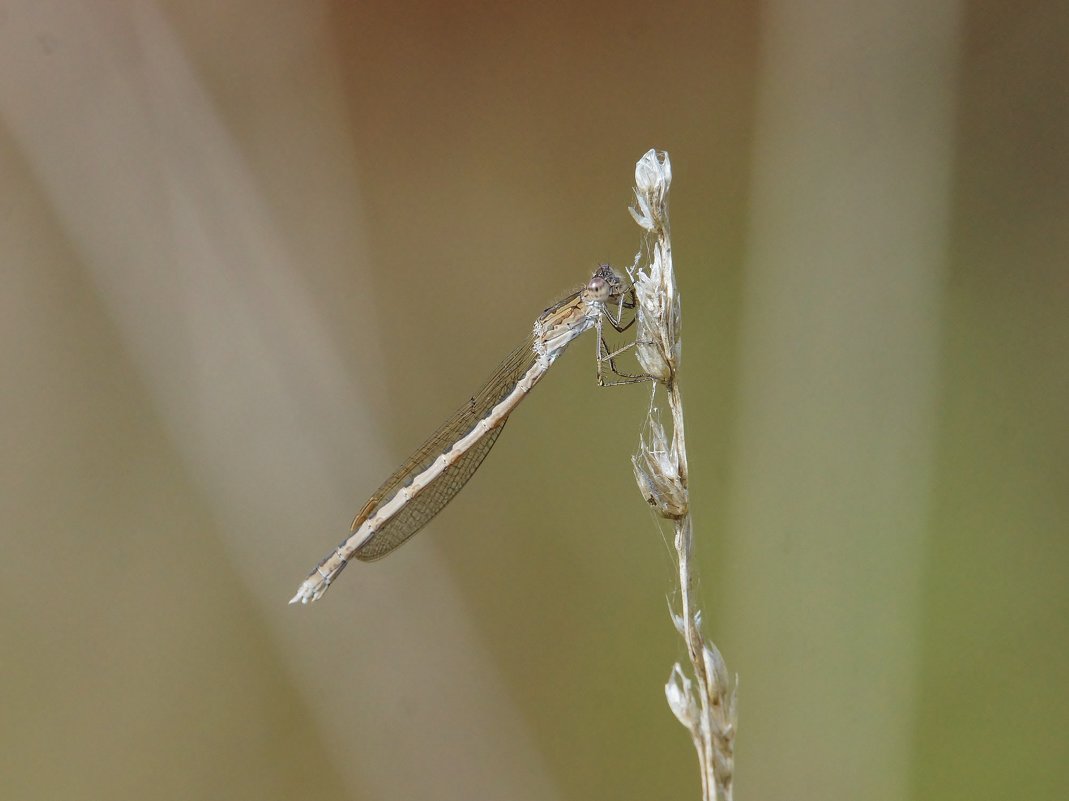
1 2 1066 800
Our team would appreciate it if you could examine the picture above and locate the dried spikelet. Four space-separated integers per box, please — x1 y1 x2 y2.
629 150 681 384
632 411 687 519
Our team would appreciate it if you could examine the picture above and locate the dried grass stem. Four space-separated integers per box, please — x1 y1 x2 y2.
627 149 737 801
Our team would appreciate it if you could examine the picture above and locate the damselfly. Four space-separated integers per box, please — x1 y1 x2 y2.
290 265 640 604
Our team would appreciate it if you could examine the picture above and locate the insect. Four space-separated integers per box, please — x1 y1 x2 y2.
290 265 641 604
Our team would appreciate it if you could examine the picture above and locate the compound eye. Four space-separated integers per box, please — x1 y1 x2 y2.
587 276 611 302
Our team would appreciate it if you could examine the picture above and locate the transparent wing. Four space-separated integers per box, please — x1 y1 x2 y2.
354 421 506 560
348 335 540 560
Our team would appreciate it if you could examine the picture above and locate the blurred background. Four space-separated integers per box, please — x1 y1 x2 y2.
1 1 1066 800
